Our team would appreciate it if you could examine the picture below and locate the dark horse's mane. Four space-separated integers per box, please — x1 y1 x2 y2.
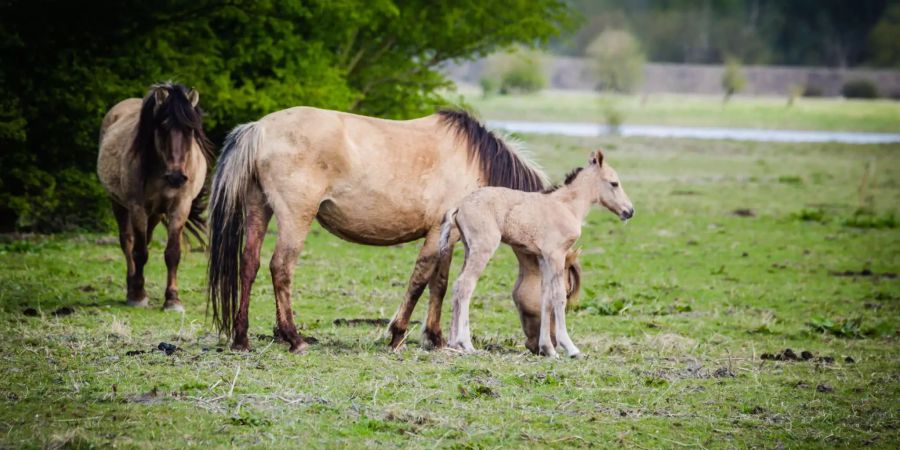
131 82 215 246
438 109 547 192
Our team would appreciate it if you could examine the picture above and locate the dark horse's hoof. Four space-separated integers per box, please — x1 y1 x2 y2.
288 340 309 354
126 297 149 308
162 300 184 312
421 329 445 350
231 341 251 352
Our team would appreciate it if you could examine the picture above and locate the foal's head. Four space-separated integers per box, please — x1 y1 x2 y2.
587 150 634 221
133 83 211 188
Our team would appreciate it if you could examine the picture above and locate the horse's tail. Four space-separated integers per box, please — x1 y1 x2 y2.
183 185 209 248
207 122 264 337
565 248 582 309
438 207 459 260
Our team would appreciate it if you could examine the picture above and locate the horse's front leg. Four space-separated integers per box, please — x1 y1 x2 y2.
162 201 190 312
128 205 150 308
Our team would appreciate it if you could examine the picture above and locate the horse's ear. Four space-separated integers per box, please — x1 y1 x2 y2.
154 88 168 105
589 150 603 166
187 89 200 108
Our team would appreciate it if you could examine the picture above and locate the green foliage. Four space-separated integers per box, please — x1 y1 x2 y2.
721 57 747 102
0 0 574 232
586 29 645 93
841 79 880 99
481 49 547 95
867 3 900 68
843 210 897 229
792 208 827 223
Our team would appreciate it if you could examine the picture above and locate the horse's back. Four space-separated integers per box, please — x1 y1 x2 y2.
97 98 141 202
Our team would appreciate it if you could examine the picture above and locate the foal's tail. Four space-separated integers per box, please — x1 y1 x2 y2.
438 207 459 260
207 122 264 336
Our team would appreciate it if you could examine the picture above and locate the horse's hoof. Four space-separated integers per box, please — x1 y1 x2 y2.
126 298 149 308
162 301 184 312
288 341 309 354
388 332 406 350
231 342 251 352
570 352 585 360
539 346 559 359
421 330 445 350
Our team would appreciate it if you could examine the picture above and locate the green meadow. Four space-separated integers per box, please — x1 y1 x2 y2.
1 128 898 447
457 89 900 133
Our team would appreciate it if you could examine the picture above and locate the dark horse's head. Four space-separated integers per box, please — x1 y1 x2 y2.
132 82 213 188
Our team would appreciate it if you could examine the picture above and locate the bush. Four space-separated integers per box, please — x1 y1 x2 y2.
721 57 747 102
586 30 645 93
802 84 824 97
841 79 879 99
481 49 547 95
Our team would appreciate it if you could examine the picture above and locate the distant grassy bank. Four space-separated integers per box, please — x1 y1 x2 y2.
457 87 900 133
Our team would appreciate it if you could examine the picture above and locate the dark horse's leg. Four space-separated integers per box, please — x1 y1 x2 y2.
232 188 272 351
513 250 557 354
128 205 150 307
112 203 143 306
421 231 456 349
388 228 443 349
162 202 190 312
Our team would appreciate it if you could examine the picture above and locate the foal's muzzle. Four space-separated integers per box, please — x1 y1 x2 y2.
164 172 188 188
619 207 635 221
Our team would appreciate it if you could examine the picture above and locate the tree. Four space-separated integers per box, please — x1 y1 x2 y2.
0 0 575 231
868 3 900 67
721 57 747 102
586 29 645 93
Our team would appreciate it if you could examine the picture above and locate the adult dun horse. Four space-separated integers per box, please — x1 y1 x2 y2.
98 83 213 311
208 108 579 353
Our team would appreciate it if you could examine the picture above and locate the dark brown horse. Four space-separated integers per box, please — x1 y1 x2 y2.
207 107 579 353
97 83 213 311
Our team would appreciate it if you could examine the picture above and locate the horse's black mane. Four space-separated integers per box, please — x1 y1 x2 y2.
543 167 583 193
131 82 214 172
438 109 546 192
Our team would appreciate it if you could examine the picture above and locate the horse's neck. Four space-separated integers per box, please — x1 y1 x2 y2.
551 171 598 221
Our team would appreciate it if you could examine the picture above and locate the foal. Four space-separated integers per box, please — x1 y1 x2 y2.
440 150 634 358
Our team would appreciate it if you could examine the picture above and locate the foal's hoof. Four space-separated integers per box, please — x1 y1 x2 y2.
539 346 559 359
162 300 184 312
570 352 585 360
125 298 149 308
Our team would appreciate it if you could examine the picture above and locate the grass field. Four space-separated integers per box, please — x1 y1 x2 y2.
454 87 900 133
1 135 899 448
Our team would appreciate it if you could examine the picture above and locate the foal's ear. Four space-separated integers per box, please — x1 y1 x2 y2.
588 149 604 166
187 89 200 108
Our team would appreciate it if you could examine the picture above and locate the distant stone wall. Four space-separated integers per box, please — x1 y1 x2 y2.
443 56 900 97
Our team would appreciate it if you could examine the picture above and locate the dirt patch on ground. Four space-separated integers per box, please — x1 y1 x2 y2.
830 269 897 280
761 349 838 364
732 208 755 217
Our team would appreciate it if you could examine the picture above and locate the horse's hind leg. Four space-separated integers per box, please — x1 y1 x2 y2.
232 188 272 351
112 203 143 307
421 232 455 349
388 228 442 350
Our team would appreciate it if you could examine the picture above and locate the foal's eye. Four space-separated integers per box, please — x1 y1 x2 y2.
610 182 619 188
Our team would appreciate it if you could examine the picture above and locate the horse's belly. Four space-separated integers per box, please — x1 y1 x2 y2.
316 198 429 245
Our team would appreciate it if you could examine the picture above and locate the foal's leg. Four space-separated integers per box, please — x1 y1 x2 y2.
448 227 500 352
127 205 150 307
232 189 272 351
537 253 567 358
161 201 191 312
112 203 140 306
388 228 442 350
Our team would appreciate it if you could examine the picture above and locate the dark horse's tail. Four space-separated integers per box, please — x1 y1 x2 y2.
182 185 209 247
207 122 263 336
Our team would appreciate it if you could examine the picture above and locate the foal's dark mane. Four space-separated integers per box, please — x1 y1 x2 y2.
438 109 547 192
543 167 583 193
131 82 214 173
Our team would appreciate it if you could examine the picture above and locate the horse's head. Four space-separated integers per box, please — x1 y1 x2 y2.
587 149 634 221
134 83 208 188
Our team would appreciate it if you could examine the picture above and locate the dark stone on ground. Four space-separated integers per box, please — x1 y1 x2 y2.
52 306 75 316
800 350 814 360
125 350 146 356
157 342 177 355
844 356 855 363
22 308 38 317
816 384 833 393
